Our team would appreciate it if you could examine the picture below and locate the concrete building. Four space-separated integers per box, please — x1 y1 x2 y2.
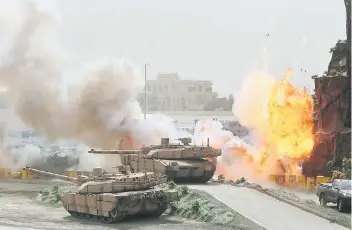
138 73 217 111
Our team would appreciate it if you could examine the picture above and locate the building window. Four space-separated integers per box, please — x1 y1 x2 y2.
205 87 212 92
198 86 202 92
188 87 196 92
164 85 168 92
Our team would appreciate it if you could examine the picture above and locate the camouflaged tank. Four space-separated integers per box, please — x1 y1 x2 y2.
89 137 221 183
23 166 178 223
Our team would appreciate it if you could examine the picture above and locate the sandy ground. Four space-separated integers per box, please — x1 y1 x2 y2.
0 180 253 230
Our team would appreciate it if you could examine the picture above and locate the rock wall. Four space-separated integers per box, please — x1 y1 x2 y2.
303 0 351 177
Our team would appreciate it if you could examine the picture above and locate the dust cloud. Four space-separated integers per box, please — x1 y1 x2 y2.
0 0 182 170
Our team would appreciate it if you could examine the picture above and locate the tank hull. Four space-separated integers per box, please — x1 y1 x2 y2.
124 157 217 183
62 188 178 223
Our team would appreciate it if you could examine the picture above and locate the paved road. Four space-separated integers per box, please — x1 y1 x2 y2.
190 184 349 230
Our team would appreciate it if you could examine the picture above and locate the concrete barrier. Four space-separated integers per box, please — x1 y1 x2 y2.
306 177 315 189
287 175 297 188
20 169 35 180
297 175 306 188
0 168 11 178
276 175 285 186
269 174 277 183
316 176 331 185
269 174 330 190
64 170 78 178
11 171 21 179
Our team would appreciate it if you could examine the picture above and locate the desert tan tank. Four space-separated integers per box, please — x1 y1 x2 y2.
89 137 221 183
23 166 178 223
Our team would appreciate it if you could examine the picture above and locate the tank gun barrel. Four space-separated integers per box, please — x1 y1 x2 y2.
23 166 82 185
89 149 143 154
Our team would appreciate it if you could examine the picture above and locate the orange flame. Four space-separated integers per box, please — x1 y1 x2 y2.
260 69 314 161
213 69 315 180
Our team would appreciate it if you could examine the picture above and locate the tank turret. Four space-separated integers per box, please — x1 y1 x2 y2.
23 166 178 223
177 137 192 145
89 137 222 183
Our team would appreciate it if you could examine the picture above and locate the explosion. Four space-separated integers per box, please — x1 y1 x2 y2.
252 69 315 176
0 1 315 178
195 69 315 182
264 69 314 160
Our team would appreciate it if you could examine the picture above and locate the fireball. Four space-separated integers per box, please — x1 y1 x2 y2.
245 69 314 176
202 69 315 181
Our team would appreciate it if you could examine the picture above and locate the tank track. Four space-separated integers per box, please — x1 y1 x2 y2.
167 170 215 183
67 203 168 224
136 203 168 218
68 209 126 224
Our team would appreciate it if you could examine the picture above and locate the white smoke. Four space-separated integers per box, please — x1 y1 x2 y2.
233 71 275 143
192 118 258 180
0 0 183 170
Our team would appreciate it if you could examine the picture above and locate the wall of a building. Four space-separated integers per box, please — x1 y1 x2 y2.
138 73 218 111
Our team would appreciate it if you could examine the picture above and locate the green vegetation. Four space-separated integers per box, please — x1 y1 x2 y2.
217 174 225 182
342 158 351 179
327 157 351 179
235 177 247 184
180 185 189 195
168 183 239 227
167 180 177 189
37 184 77 205
329 46 336 53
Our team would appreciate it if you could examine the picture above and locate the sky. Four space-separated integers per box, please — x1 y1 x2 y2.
7 0 351 96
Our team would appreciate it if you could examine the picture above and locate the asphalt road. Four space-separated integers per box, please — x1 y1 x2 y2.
190 184 349 230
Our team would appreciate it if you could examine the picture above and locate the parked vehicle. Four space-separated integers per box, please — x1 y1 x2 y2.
316 179 351 212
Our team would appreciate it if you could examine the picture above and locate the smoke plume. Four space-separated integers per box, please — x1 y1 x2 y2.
0 0 181 170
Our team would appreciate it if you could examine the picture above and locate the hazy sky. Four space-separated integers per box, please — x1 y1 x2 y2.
55 0 346 95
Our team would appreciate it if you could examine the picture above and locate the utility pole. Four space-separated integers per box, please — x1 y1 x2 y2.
144 63 148 119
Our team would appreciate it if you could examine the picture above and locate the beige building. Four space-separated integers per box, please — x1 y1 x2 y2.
138 73 217 111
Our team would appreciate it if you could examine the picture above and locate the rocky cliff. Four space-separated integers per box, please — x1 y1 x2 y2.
302 0 351 177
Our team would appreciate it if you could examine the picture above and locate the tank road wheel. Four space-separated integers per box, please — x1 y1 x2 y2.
148 203 168 218
75 212 85 220
166 171 177 181
198 171 215 183
98 209 125 224
92 214 99 221
105 208 125 223
68 211 77 217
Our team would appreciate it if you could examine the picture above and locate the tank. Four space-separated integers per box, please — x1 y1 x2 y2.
89 137 222 183
23 166 179 223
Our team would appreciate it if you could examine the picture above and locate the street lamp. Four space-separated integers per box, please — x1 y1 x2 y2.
144 63 149 120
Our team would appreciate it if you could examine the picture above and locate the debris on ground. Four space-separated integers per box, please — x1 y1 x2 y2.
166 183 266 230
